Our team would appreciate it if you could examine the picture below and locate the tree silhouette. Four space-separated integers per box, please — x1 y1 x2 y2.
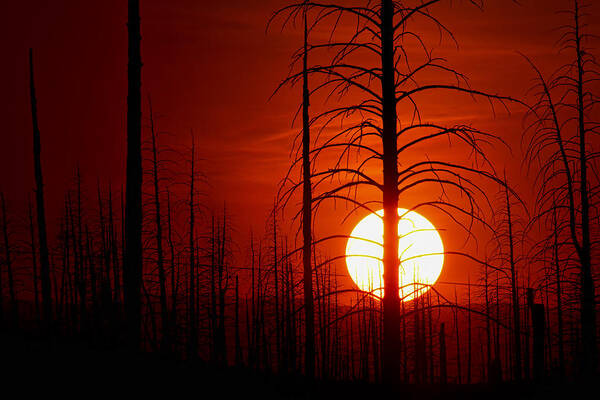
28 196 40 323
5 0 600 390
0 192 17 326
147 98 170 353
300 1 316 381
523 0 599 375
124 0 143 351
29 48 52 331
488 181 528 381
273 0 518 383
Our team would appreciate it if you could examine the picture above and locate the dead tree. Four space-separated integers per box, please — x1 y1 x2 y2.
552 202 566 377
523 0 599 374
166 189 178 346
211 207 230 366
187 133 198 359
108 185 121 305
527 288 545 380
124 0 143 351
488 181 528 381
300 1 317 380
29 49 52 329
439 322 447 385
28 197 40 322
148 98 170 353
235 274 243 366
272 0 518 382
505 181 522 381
75 169 88 333
0 193 17 325
97 182 111 315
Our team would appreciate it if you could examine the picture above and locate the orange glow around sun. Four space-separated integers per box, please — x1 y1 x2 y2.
345 208 444 302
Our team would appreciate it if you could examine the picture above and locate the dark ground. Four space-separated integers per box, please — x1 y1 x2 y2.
0 330 593 399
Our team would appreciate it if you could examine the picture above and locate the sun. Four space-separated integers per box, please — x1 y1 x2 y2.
345 208 444 302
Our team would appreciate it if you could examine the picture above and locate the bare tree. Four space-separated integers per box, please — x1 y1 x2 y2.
523 0 599 374
28 196 40 323
124 0 143 351
147 98 170 353
300 1 317 380
272 0 517 382
29 48 52 329
0 192 17 325
187 133 198 359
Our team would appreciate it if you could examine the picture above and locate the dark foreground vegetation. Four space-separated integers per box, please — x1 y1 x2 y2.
0 328 591 400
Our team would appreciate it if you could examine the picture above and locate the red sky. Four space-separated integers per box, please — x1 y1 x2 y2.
1 0 599 299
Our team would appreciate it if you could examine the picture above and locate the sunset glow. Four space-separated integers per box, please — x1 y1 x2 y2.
345 208 444 302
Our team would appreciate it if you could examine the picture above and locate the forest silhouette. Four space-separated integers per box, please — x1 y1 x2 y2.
1 1 599 398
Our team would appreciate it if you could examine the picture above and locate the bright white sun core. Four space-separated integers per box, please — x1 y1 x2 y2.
345 208 444 302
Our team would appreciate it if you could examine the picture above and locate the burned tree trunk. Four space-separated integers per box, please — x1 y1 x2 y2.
187 135 197 360
29 49 52 329
76 169 88 334
552 204 565 378
1 193 17 325
380 0 401 384
467 278 472 384
527 288 545 381
523 1 598 376
505 184 522 381
108 185 121 305
235 274 243 366
440 322 447 385
217 210 228 365
148 98 169 353
301 1 316 381
28 197 40 322
272 208 281 371
124 0 143 351
272 0 518 383
166 189 178 347
574 1 597 374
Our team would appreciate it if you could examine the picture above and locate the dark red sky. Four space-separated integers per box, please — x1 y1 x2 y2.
1 0 598 297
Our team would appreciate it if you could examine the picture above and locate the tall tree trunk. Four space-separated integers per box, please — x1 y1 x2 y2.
289 247 297 372
467 277 472 383
148 98 169 353
28 197 40 322
209 216 217 362
553 205 565 378
97 182 111 310
484 259 492 381
273 208 281 372
218 209 228 365
85 224 98 330
454 289 462 384
301 1 316 381
505 184 522 381
124 0 143 351
108 185 121 305
67 192 81 331
527 288 545 381
29 49 52 330
440 322 447 385
76 168 88 333
187 135 197 360
166 189 177 348
1 193 17 325
574 0 597 374
381 0 401 384
235 275 242 366
249 231 256 368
